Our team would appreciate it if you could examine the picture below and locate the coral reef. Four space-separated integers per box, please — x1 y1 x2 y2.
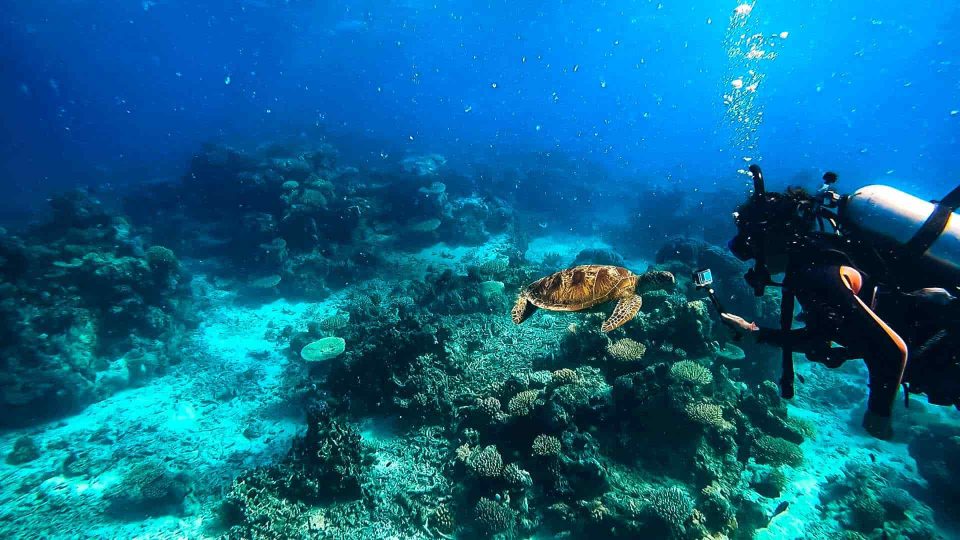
6 137 947 540
0 189 194 426
220 407 372 537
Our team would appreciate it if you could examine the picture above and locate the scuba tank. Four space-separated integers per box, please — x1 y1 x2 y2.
841 185 960 278
731 166 960 399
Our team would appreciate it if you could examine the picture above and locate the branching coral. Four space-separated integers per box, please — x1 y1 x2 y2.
467 445 504 479
669 360 713 387
532 434 562 457
474 497 517 534
105 461 190 518
684 402 734 432
508 389 543 416
607 338 647 363
753 435 804 467
503 463 533 489
551 368 579 386
646 486 694 534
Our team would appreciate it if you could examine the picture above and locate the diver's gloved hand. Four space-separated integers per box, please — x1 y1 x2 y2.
862 410 894 440
720 313 759 344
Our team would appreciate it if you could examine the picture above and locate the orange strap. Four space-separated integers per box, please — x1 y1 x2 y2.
839 266 908 384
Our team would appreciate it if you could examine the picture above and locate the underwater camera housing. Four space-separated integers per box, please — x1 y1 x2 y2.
692 268 713 288
692 268 724 313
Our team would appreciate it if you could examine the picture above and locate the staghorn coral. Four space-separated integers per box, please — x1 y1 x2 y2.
467 445 504 479
607 338 647 363
753 435 804 468
508 389 543 416
669 360 713 387
532 434 562 457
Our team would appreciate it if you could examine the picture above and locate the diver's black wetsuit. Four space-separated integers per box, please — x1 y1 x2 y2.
753 250 908 419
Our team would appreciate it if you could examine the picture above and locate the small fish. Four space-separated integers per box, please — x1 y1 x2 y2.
870 453 877 463
770 501 789 520
906 287 956 305
796 373 806 384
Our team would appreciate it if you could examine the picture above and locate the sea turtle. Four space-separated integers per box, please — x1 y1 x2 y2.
511 265 675 332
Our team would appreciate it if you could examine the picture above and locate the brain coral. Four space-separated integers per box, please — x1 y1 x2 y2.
669 360 713 386
753 435 804 467
607 338 647 362
300 337 346 362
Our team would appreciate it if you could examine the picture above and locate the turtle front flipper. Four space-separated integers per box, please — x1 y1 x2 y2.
601 294 643 332
512 296 538 325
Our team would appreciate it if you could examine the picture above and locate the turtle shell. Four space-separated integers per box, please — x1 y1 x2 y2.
524 265 634 311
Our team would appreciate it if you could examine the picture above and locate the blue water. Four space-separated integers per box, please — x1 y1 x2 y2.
2 1 960 539
4 0 958 211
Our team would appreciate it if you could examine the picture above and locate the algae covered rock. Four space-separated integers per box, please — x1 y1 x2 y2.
5 436 40 465
104 461 190 518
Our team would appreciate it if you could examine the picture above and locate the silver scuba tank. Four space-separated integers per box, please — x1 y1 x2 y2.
842 185 960 275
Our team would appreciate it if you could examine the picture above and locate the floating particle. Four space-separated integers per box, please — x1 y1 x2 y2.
951 110 958 116
224 75 231 85
779 31 789 39
600 80 607 88
707 18 712 24
535 124 541 131
491 82 498 88
573 64 580 72
464 105 473 113
731 79 744 89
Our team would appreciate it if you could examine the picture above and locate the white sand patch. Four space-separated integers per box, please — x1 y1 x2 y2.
0 276 348 538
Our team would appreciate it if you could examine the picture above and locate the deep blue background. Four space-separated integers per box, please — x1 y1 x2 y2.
2 0 958 219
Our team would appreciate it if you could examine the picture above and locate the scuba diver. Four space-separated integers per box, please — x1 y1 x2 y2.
718 165 960 439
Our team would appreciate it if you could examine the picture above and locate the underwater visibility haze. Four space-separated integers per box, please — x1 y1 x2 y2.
1 0 960 538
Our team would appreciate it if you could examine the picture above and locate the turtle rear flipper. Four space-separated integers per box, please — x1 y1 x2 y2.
512 296 538 325
601 294 642 332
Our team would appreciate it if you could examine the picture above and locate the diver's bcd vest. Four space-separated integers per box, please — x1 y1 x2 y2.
840 185 960 281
